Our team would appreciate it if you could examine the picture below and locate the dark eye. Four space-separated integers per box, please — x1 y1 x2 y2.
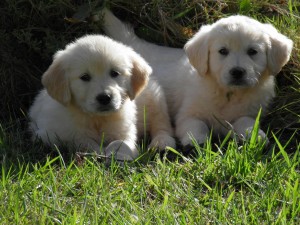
110 70 120 78
219 47 229 56
247 48 258 56
80 73 91 82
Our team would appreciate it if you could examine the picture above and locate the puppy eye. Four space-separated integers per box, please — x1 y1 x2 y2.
219 47 229 56
80 73 91 82
247 48 258 56
110 70 120 78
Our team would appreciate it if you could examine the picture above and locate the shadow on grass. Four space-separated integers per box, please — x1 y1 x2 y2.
1 113 298 171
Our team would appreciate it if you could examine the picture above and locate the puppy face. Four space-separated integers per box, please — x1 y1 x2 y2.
208 25 269 88
185 15 293 89
42 35 151 114
69 58 129 114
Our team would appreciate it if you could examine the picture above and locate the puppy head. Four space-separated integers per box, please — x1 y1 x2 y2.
42 35 151 114
184 15 293 89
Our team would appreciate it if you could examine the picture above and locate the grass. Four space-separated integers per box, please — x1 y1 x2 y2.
0 0 300 224
1 129 299 224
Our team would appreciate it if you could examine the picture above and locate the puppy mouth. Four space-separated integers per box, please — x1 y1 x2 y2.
225 67 260 88
95 105 119 113
82 102 120 115
228 79 249 87
82 93 127 115
227 77 259 88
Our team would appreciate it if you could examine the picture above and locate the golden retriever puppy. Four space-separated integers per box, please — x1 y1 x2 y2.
102 9 293 147
29 35 175 161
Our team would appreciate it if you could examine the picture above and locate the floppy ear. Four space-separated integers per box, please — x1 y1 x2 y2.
184 25 212 76
41 53 71 105
128 53 151 100
264 24 293 75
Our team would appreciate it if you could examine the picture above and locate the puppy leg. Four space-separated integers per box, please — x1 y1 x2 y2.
148 116 176 151
138 81 176 150
149 102 176 150
149 131 176 150
176 116 209 146
232 116 268 143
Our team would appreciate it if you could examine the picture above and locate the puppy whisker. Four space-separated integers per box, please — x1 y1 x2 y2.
255 71 262 76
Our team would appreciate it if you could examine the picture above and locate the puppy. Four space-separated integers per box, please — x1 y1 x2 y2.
102 9 293 147
29 35 175 161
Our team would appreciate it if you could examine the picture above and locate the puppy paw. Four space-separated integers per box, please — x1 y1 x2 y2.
149 134 176 151
256 129 269 145
239 128 269 145
181 134 207 147
104 140 139 162
233 117 269 145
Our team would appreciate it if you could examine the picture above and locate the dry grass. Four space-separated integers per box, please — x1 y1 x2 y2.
0 0 299 156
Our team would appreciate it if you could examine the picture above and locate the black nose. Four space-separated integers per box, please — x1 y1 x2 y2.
96 93 112 105
230 67 246 79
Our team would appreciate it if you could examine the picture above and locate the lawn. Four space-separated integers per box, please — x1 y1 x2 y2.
0 0 299 224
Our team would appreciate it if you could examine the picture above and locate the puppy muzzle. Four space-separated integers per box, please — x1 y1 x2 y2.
95 92 115 112
227 67 253 87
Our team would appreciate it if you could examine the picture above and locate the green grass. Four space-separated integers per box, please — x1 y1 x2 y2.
1 128 299 224
0 0 300 224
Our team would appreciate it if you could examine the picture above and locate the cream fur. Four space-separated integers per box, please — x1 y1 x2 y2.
102 9 293 146
29 35 175 160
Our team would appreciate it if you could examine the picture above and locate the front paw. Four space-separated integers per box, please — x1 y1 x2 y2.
239 128 269 145
176 119 209 146
255 129 269 145
104 140 138 162
149 134 176 151
232 116 269 145
181 134 207 147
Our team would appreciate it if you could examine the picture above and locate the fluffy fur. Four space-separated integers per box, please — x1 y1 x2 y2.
29 35 175 160
102 9 293 146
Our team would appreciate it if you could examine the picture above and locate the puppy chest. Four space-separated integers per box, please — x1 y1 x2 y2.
83 118 130 143
204 94 253 123
216 101 245 120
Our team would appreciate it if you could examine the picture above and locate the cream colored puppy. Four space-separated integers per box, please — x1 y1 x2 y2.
29 35 175 161
102 9 293 147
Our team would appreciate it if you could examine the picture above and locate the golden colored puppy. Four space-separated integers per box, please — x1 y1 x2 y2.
102 9 293 147
29 35 175 160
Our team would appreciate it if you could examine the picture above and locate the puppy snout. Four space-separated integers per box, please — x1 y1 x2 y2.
230 67 246 79
96 93 112 105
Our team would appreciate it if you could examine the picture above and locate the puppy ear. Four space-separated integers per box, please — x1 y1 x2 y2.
42 53 71 105
264 24 293 75
184 25 212 76
128 53 151 100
